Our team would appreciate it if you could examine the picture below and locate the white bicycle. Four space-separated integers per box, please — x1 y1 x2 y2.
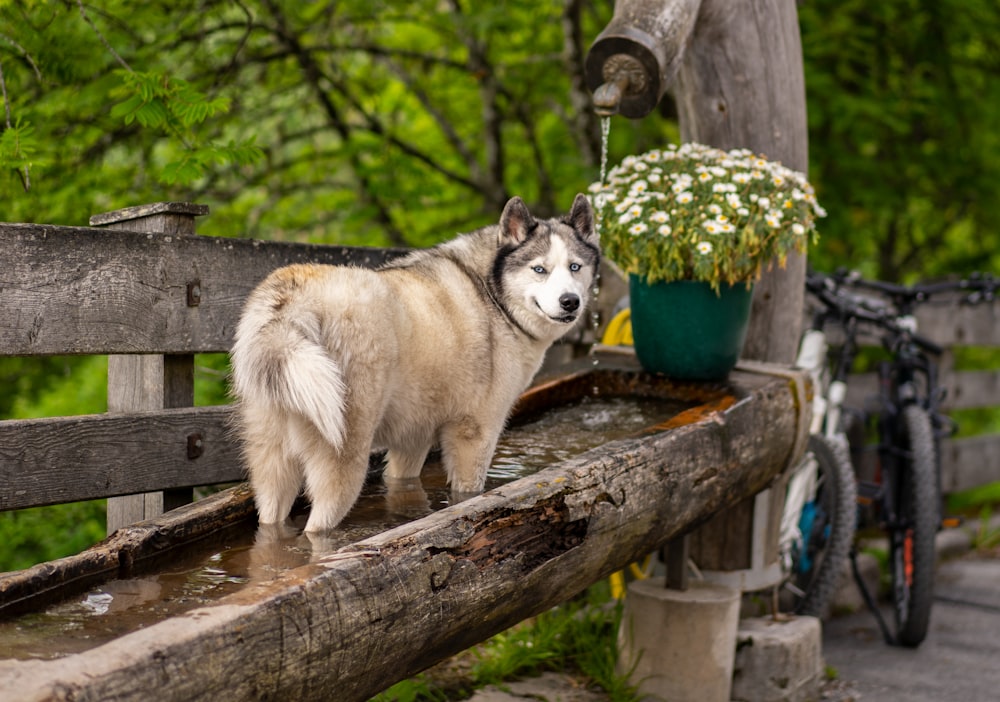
777 272 858 616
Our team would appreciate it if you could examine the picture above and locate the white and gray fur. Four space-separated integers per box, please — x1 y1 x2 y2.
230 194 599 532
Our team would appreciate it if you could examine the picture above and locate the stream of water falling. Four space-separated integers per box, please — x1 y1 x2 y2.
589 116 613 380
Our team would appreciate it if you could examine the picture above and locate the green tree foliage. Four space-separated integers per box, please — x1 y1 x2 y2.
0 0 650 245
799 0 1000 281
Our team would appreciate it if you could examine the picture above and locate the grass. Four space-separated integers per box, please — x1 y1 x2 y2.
970 505 1000 553
948 482 1000 515
371 582 642 702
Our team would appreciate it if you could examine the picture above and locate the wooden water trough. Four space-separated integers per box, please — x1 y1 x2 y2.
0 204 810 700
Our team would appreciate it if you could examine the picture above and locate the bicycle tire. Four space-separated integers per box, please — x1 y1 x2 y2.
889 404 938 647
792 434 857 617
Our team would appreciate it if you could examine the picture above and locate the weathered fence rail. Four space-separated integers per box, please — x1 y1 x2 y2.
1 216 402 356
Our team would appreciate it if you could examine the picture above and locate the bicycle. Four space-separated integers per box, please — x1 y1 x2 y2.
776 280 859 618
805 269 996 646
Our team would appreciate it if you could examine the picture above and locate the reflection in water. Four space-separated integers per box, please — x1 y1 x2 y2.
0 394 683 660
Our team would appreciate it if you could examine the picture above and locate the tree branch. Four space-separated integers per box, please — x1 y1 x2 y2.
258 0 409 247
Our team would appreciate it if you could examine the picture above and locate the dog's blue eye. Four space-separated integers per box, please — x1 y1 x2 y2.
570 263 581 272
532 265 546 274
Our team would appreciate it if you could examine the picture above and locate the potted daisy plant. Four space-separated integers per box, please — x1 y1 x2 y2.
589 142 825 380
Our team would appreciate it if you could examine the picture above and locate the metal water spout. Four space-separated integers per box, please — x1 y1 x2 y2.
586 0 702 118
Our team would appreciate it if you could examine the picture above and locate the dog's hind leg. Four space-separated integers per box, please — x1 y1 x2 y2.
300 444 370 532
384 444 432 482
242 406 303 525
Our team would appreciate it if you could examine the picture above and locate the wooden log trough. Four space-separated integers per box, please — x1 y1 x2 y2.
0 361 809 701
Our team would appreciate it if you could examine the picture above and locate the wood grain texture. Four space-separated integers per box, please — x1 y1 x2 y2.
0 406 240 510
0 223 405 355
0 367 808 702
660 0 811 571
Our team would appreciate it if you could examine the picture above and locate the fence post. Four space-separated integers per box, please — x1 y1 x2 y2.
90 202 209 535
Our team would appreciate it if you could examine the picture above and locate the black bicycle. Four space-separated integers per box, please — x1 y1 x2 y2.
805 269 996 647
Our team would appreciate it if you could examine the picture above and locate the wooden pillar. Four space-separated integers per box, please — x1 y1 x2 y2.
91 202 209 535
671 0 809 575
673 0 808 364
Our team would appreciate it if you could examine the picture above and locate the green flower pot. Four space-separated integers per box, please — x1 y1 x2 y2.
629 276 754 381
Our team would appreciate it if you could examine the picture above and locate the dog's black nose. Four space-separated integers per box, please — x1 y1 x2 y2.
559 293 580 313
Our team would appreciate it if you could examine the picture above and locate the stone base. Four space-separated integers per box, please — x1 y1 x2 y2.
731 616 823 702
618 578 740 702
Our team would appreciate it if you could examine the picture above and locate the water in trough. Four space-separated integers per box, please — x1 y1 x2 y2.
0 391 688 661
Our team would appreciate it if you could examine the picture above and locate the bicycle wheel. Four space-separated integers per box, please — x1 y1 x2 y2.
889 404 938 647
789 434 857 617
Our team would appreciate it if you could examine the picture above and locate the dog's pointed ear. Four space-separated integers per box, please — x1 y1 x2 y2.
499 196 535 246
568 193 597 246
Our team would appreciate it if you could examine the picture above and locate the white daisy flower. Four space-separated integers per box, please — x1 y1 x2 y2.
658 224 672 236
629 222 648 235
629 180 649 196
650 210 670 223
696 241 713 255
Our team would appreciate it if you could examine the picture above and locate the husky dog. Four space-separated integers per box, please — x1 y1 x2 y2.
231 194 599 532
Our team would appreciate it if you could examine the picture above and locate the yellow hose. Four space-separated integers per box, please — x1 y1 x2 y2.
609 554 653 599
601 308 633 346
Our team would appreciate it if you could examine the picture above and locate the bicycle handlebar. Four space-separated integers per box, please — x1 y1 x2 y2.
806 270 957 356
830 268 998 307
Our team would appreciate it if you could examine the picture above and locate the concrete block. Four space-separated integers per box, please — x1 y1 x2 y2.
730 616 822 702
618 578 741 702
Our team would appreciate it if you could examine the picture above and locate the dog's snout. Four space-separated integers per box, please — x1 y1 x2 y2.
559 293 580 313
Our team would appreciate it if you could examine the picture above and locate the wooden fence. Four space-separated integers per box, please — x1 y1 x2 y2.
0 203 403 531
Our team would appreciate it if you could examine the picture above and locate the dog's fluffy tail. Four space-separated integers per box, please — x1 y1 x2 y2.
231 314 347 450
